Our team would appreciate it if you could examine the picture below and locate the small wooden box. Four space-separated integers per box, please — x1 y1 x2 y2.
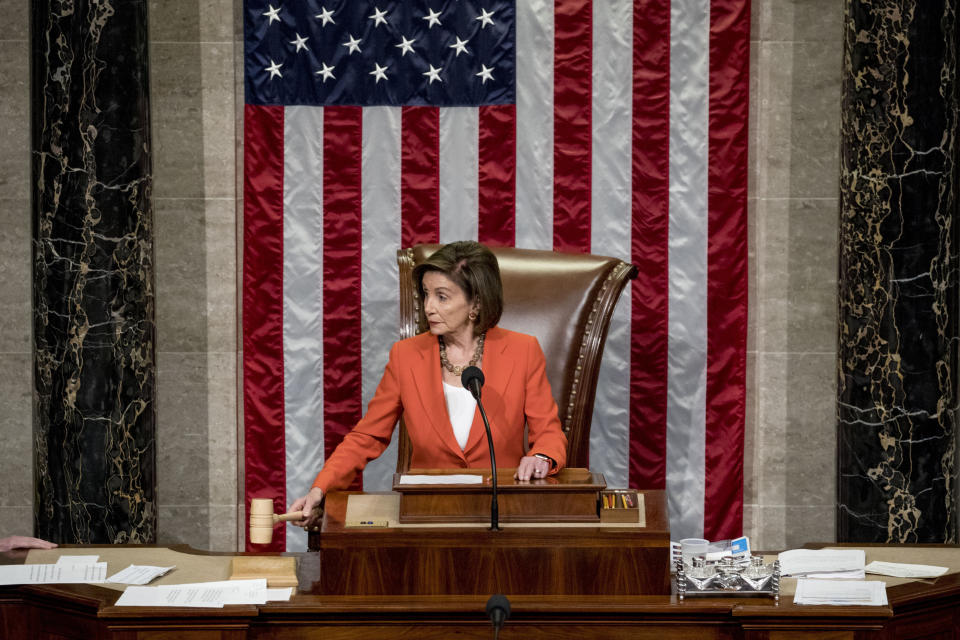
599 490 641 523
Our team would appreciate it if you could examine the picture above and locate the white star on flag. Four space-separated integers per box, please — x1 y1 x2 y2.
370 63 388 83
290 33 309 52
476 64 494 84
265 59 282 78
450 37 469 57
476 8 494 28
315 62 335 82
342 35 362 54
396 36 416 56
263 4 281 24
315 7 335 26
423 64 442 84
423 8 442 28
368 7 388 27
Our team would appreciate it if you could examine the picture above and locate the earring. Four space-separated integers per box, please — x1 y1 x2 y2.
469 311 478 321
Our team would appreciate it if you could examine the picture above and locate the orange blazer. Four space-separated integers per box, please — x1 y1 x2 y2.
312 326 568 493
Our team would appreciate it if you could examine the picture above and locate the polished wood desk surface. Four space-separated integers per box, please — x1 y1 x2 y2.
3 543 960 638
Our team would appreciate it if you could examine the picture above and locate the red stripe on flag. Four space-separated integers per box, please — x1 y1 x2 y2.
704 0 750 540
552 0 592 253
322 107 364 491
401 106 440 246
478 104 516 247
242 104 287 551
629 0 670 491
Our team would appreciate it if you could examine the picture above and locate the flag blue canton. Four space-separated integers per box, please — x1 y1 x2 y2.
244 0 516 107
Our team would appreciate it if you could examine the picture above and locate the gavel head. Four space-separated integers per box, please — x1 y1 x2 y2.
249 498 279 545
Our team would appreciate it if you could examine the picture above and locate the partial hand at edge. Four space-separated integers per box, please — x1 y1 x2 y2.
0 536 58 553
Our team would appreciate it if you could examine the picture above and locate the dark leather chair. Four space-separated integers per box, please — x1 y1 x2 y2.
395 245 637 470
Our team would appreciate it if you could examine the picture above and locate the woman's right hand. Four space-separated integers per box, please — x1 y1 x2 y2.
289 487 325 528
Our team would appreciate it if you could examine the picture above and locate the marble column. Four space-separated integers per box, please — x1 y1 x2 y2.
32 0 156 543
837 0 958 542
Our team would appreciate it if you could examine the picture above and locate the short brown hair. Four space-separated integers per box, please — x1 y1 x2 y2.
412 241 503 336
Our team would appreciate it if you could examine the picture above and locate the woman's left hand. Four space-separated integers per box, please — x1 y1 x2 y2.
514 455 551 482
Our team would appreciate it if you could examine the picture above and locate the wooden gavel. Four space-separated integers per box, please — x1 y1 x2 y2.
249 498 306 545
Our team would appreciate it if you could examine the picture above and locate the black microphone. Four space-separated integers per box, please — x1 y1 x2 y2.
461 364 484 400
461 366 499 531
486 594 511 639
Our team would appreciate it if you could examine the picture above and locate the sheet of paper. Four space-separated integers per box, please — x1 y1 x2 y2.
265 587 294 602
0 562 107 585
806 569 866 579
56 555 100 565
115 584 226 608
864 561 949 578
793 578 887 605
778 549 865 576
398 474 484 485
107 564 176 585
113 578 284 608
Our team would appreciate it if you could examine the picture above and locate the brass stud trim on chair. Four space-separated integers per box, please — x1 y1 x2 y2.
561 263 635 446
564 270 611 430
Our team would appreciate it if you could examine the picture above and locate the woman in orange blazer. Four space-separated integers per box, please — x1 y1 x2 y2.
290 242 567 527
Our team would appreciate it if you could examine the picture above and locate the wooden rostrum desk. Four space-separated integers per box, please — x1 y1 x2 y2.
5 569 960 639
309 468 671 596
1 477 959 638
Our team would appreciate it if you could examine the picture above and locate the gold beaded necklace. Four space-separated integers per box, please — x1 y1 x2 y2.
438 332 486 376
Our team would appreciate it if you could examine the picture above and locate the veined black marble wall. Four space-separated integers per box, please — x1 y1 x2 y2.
31 0 156 543
837 0 958 542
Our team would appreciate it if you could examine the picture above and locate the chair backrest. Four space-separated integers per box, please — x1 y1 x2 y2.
396 245 637 470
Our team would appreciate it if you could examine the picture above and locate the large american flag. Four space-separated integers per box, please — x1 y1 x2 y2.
243 0 749 551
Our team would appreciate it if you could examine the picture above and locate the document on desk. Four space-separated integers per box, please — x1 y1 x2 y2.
0 562 107 585
114 578 293 607
864 561 949 578
778 549 865 578
793 578 887 605
398 474 484 484
107 564 176 585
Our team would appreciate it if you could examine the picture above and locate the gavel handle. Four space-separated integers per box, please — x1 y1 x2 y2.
273 511 305 523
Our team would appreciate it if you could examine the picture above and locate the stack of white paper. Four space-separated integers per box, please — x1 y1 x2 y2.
794 579 887 605
0 562 107 585
864 561 949 578
114 578 293 607
778 549 866 579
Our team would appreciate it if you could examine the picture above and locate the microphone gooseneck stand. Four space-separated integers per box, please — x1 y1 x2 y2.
462 368 510 639
486 593 511 639
461 366 499 531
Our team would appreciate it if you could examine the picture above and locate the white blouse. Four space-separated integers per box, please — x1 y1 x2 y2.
443 382 477 450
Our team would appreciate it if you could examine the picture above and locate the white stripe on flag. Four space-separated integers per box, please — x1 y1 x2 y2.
361 106 403 492
667 0 710 540
589 0 633 489
283 106 326 551
439 108 479 243
514 0 554 250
